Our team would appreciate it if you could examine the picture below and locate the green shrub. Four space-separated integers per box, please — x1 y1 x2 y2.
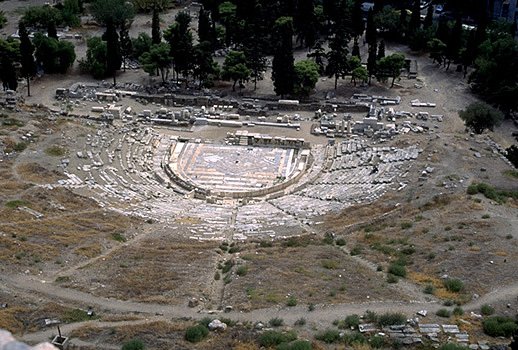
111 232 126 242
308 303 315 312
483 316 518 337
423 284 435 294
14 142 28 152
185 325 209 343
344 314 360 329
400 222 413 229
221 260 234 273
481 304 494 316
259 330 296 347
277 340 312 350
315 329 341 343
236 265 248 276
198 317 213 328
363 310 378 323
321 259 339 269
269 317 284 327
377 312 406 327
286 295 297 307
294 317 306 326
370 335 385 348
5 200 28 209
388 263 407 277
350 246 362 256
453 307 464 316
343 332 366 345
62 308 97 322
482 214 490 219
387 274 398 283
214 271 220 280
122 339 145 350
45 145 66 156
444 278 464 292
228 246 240 253
335 238 346 246
436 309 451 318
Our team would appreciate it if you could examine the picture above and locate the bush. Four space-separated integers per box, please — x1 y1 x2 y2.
436 309 451 318
122 339 145 350
185 325 209 343
400 222 413 229
315 329 341 343
388 263 407 277
423 284 435 294
277 340 312 350
444 278 464 292
370 335 385 348
236 265 248 276
269 317 284 327
350 246 362 256
453 306 464 316
45 145 66 156
343 332 366 345
344 314 360 329
259 330 297 347
321 259 339 269
294 317 306 326
377 312 406 327
286 295 297 307
335 237 346 246
387 274 398 283
481 304 495 316
483 316 518 337
363 310 378 323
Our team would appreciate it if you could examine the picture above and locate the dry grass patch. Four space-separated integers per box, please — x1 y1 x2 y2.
226 244 409 310
66 239 219 304
16 162 63 183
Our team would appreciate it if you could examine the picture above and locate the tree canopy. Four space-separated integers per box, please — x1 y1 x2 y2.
459 102 504 134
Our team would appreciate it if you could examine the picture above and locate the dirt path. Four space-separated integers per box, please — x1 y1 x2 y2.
6 273 518 336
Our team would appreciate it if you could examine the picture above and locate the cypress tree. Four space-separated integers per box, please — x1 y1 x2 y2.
119 27 132 72
365 9 377 46
198 8 212 46
367 43 376 84
102 19 122 85
351 0 365 39
271 16 295 97
352 37 360 58
151 6 161 44
408 0 421 34
294 0 316 48
19 22 36 97
47 20 58 39
423 5 433 29
377 40 385 60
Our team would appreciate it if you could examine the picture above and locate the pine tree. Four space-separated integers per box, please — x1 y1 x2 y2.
19 22 36 96
151 6 161 44
102 19 122 85
325 0 352 90
271 16 295 97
